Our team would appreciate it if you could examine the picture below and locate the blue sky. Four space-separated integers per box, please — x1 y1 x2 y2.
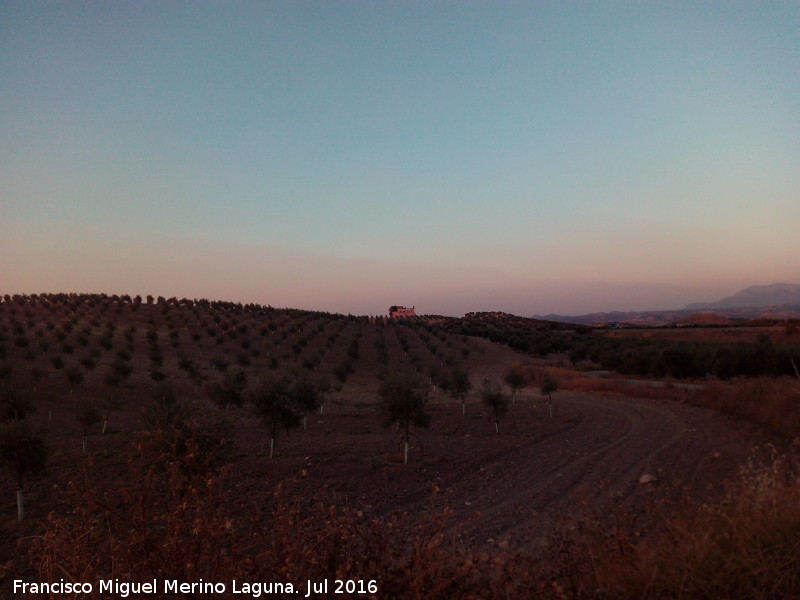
2 2 798 316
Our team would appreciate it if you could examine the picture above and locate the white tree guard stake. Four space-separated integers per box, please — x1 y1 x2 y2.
404 440 409 465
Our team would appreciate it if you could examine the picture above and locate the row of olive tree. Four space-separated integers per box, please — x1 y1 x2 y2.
482 370 559 433
377 367 560 462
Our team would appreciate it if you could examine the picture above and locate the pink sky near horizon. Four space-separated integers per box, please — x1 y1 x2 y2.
0 224 781 317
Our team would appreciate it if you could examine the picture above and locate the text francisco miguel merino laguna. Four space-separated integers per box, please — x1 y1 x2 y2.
13 578 380 597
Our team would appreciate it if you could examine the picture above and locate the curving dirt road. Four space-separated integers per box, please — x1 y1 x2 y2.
232 389 782 555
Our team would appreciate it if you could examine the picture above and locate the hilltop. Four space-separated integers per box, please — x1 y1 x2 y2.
538 283 800 326
685 283 800 310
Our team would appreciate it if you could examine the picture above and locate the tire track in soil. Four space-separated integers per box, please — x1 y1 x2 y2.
435 393 697 551
371 405 590 515
255 388 779 559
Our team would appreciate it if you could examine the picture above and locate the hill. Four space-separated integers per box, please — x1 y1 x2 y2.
538 283 800 326
685 283 800 310
1 292 797 598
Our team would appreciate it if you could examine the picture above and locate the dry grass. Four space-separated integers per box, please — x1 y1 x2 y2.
551 367 800 439
694 378 800 439
22 427 800 600
23 433 549 599
535 366 800 598
546 450 800 599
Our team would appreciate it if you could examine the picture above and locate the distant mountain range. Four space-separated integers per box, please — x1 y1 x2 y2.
684 283 800 310
537 283 800 326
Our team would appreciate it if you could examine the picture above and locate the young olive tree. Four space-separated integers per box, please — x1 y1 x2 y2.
100 390 124 435
445 365 473 415
250 376 300 459
315 375 331 415
379 371 431 464
0 385 34 423
72 397 100 453
292 376 321 431
0 420 47 521
480 379 510 434
206 368 247 411
540 371 559 418
503 362 530 404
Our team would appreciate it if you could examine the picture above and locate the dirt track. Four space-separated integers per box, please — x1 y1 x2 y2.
228 388 781 555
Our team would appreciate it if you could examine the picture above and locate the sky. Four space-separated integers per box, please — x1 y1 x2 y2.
2 1 799 317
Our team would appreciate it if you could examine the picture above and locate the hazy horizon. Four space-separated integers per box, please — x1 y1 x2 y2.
3 3 798 317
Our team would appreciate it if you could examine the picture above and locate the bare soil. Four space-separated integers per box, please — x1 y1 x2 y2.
7 376 779 567
0 314 785 576
221 389 779 556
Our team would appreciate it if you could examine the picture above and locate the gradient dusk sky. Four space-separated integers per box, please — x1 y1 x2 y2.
2 2 798 316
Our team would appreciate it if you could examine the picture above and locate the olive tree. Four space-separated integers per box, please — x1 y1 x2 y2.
206 368 247 411
73 397 100 453
0 385 34 423
447 365 472 415
64 364 84 398
0 420 47 521
100 390 124 434
480 379 509 434
379 371 431 464
292 376 321 431
250 375 300 458
540 371 559 418
503 362 530 404
315 375 331 415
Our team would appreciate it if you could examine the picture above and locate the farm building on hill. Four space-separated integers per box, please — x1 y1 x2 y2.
389 305 416 318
